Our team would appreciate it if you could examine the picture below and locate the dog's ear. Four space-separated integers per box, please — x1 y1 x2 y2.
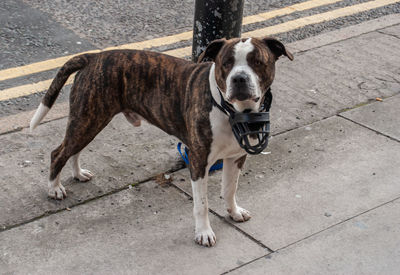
262 37 294 61
197 38 226 63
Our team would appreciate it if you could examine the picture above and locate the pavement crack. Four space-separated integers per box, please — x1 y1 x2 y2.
337 114 400 143
2 93 399 239
0 164 186 233
276 196 400 252
209 207 275 252
222 196 400 274
220 254 270 275
0 116 325 233
0 115 68 136
169 181 274 252
376 29 400 40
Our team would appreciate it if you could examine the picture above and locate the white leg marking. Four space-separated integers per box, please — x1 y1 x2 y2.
48 174 66 200
30 103 50 132
222 157 251 222
71 152 93 182
191 177 216 247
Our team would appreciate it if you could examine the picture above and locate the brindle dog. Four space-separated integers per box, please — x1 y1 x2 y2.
31 37 293 246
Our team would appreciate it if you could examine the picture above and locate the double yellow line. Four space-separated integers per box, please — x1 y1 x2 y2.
0 0 398 101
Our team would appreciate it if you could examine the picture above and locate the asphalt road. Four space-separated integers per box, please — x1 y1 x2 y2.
0 0 399 117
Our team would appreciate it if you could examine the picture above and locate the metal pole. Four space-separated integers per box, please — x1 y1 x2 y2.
192 0 244 62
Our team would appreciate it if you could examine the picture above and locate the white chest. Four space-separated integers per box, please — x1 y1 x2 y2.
208 106 246 164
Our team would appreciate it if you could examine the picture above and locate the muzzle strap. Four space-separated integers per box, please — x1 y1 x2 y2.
211 87 272 155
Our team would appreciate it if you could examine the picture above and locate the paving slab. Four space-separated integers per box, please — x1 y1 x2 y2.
289 15 400 52
0 180 267 274
341 92 400 141
231 199 400 275
174 116 400 250
271 29 400 134
0 114 183 230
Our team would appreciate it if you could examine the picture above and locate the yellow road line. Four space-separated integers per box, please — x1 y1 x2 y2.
0 0 398 101
0 78 67 101
242 0 340 24
0 0 341 82
165 0 400 58
245 0 400 37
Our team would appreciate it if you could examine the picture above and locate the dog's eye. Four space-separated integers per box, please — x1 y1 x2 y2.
223 58 234 68
255 59 263 66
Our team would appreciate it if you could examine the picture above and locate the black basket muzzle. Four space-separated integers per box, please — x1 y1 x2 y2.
229 111 270 155
213 87 272 155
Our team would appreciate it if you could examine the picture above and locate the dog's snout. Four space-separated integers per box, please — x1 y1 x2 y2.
230 72 253 101
233 93 252 101
232 73 249 84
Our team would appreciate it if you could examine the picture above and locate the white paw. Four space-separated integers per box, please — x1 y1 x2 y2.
48 184 67 200
73 169 93 182
195 228 216 247
228 207 251 222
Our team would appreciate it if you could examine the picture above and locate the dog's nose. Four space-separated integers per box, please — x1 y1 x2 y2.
232 73 249 84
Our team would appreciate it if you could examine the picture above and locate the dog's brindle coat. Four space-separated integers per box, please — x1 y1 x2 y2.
30 37 293 247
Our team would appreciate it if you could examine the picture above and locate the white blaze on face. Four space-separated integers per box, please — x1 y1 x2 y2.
226 38 262 112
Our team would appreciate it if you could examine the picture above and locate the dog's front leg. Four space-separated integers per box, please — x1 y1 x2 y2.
190 167 216 247
221 155 251 222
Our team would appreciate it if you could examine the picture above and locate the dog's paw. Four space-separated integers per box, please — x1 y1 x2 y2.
73 169 93 182
48 184 67 200
228 207 251 222
195 228 216 247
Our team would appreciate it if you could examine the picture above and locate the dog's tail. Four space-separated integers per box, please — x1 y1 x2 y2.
30 53 92 132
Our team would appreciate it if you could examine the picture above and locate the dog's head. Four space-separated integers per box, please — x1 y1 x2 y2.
199 37 293 112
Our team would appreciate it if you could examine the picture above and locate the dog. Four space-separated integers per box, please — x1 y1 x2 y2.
30 37 293 247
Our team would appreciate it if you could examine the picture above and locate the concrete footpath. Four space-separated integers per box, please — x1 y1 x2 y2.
1 15 400 274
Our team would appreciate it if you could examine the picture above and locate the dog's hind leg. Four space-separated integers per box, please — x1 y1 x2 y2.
48 114 113 199
71 151 93 182
48 141 69 199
